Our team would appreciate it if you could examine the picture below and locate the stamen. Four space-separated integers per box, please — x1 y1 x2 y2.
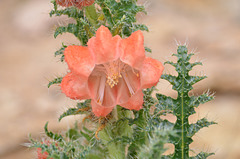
94 60 137 89
103 60 125 88
131 67 140 77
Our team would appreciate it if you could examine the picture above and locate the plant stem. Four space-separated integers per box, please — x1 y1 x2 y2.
98 106 133 159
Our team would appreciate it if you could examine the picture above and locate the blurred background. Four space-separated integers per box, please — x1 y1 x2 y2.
0 0 240 158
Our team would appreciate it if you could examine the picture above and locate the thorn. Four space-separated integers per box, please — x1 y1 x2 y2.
184 37 189 46
174 38 180 46
191 47 198 54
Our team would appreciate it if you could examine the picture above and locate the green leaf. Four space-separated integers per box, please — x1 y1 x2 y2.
190 152 215 159
58 100 91 121
80 131 93 141
66 128 81 140
188 118 216 137
85 5 99 27
54 43 67 62
189 93 214 108
191 62 203 68
138 128 177 159
134 24 149 32
54 24 78 38
48 77 62 88
50 7 84 19
161 74 177 87
98 1 114 26
164 61 177 67
86 154 103 159
155 94 176 112
160 155 172 159
186 76 207 85
143 87 157 108
54 44 66 56
158 45 216 158
96 0 147 37
44 122 63 141
145 47 152 53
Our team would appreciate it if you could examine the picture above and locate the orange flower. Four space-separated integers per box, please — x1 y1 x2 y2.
37 141 57 159
60 26 164 117
72 0 95 9
56 0 72 7
37 148 51 159
56 0 95 9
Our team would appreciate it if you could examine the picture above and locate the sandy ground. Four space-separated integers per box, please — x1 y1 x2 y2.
0 0 240 158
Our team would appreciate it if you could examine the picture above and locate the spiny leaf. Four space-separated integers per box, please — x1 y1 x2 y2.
190 152 215 159
165 61 177 67
54 44 66 56
44 122 63 141
82 126 94 134
151 119 174 131
58 100 91 121
189 93 214 108
155 94 176 112
48 77 62 88
138 128 176 159
50 6 84 19
186 76 207 86
160 155 172 159
191 62 203 68
107 136 132 145
161 74 177 86
54 43 67 62
54 20 92 44
80 131 94 141
54 24 78 38
158 45 216 158
143 87 157 108
96 0 147 36
59 108 81 122
66 128 81 140
134 24 149 32
76 99 91 108
145 47 152 53
128 109 149 157
98 1 114 26
188 118 216 137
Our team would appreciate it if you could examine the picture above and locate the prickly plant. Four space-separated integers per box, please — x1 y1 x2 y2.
29 0 216 159
155 45 216 158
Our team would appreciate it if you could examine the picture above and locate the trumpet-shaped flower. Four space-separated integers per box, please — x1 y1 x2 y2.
56 0 95 9
61 26 164 117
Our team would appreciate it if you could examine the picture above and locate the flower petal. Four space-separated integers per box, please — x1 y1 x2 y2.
117 69 140 104
91 100 114 117
120 30 145 69
87 26 121 64
64 45 95 79
73 0 95 9
56 0 73 7
140 57 164 89
88 73 117 117
88 73 117 106
120 90 143 110
60 72 90 100
116 78 129 104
